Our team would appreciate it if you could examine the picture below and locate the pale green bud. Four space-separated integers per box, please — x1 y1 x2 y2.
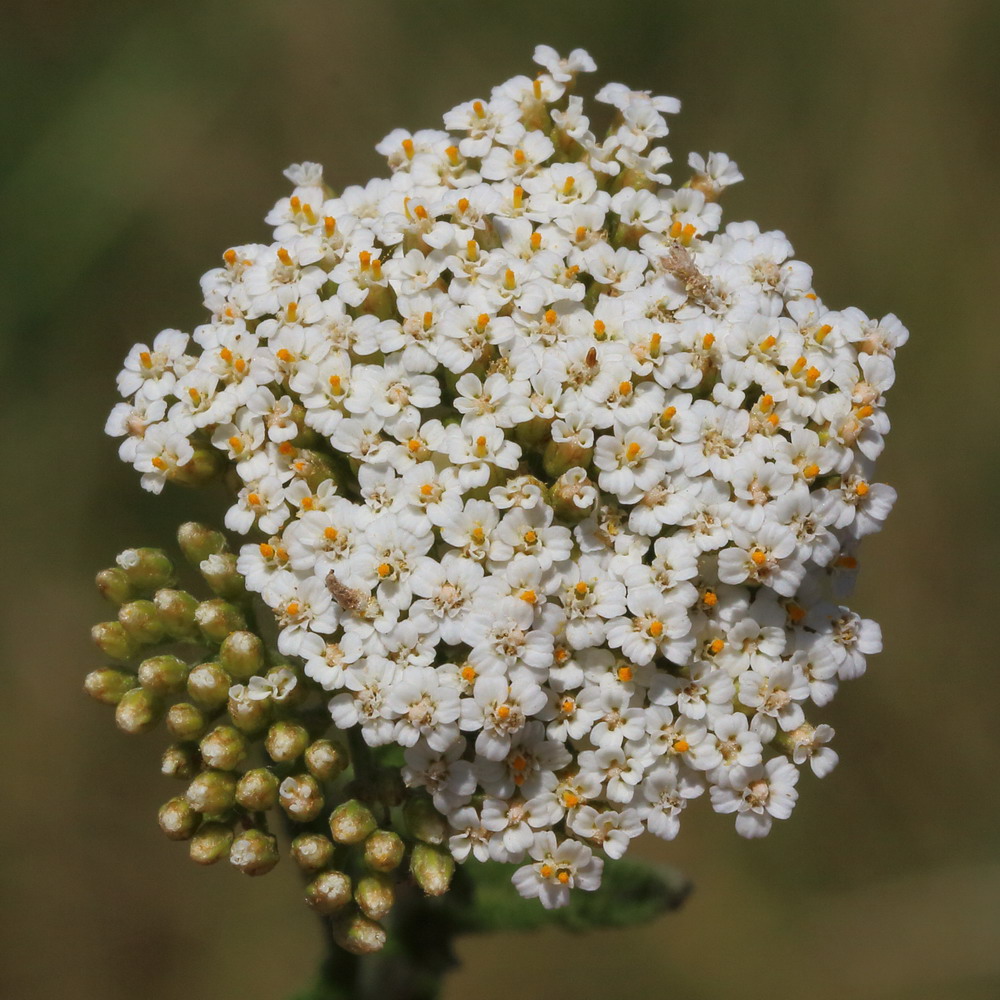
166 702 209 741
230 829 279 876
305 870 352 914
363 830 406 873
199 725 248 771
235 768 279 811
95 567 133 606
199 552 248 602
195 599 247 644
186 662 231 710
332 912 386 955
116 547 176 593
218 630 265 682
84 667 137 705
355 872 395 921
265 721 309 763
115 688 163 734
543 438 593 478
358 284 395 322
118 599 167 645
186 769 237 814
158 796 199 840
153 589 200 640
279 774 325 823
91 621 139 663
329 799 377 845
227 689 271 734
291 449 337 492
161 744 200 780
514 416 552 446
169 447 221 488
409 843 455 897
138 654 189 695
291 833 335 873
189 822 233 865
304 739 349 782
403 793 447 845
177 522 228 566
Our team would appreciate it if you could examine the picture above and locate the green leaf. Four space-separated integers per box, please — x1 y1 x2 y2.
451 859 691 935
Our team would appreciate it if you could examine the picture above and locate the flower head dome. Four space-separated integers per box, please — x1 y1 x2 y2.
107 44 904 907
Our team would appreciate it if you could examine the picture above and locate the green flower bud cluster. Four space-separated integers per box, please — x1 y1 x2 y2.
87 523 457 955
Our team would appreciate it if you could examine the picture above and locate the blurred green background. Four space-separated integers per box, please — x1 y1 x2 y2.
2 1 998 997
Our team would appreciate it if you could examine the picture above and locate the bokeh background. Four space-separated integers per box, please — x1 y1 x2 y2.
3 1 999 997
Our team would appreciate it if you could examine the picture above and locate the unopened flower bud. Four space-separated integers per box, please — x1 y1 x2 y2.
305 870 352 914
177 522 228 566
115 687 163 734
200 725 248 771
91 621 139 663
118 599 167 645
166 702 209 741
189 822 233 865
138 654 189 695
409 843 455 897
236 768 279 811
95 567 133 605
265 721 309 763
159 796 199 840
162 744 200 779
199 552 248 602
153 589 200 640
169 447 221 487
116 547 176 593
403 793 447 845
278 774 324 823
332 912 386 955
355 872 395 921
227 686 271 734
305 739 349 781
218 630 266 682
230 828 279 876
186 662 231 710
84 667 137 705
364 830 406 873
291 449 337 492
186 769 237 814
329 799 378 845
195 599 247 644
543 438 593 478
291 833 335 873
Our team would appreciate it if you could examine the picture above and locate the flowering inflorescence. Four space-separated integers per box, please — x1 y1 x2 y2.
100 45 903 916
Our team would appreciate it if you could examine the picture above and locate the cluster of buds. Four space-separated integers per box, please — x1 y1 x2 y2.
99 45 904 915
87 526 457 954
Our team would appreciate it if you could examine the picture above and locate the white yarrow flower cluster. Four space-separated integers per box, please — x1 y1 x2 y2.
108 46 904 907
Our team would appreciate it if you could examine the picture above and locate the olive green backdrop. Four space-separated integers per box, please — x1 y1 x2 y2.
2 1 998 998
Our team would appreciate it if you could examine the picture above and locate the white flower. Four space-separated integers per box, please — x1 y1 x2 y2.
709 757 799 838
386 666 462 752
511 832 603 909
